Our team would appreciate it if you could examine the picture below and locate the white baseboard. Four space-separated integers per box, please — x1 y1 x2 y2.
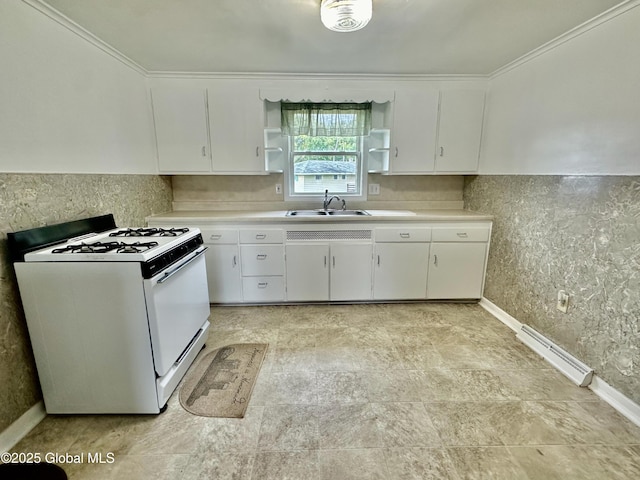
479 297 522 332
480 297 640 428
0 401 46 453
589 376 640 428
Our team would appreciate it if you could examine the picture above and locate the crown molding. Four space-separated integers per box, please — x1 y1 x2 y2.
22 0 148 76
490 0 640 79
146 71 489 82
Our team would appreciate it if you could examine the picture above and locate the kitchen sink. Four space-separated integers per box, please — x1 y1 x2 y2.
326 209 370 216
286 209 370 217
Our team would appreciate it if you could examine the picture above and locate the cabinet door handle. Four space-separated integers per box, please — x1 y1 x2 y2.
257 254 267 260
210 234 222 240
202 146 206 157
439 146 444 157
332 256 336 268
399 233 410 239
324 255 327 268
233 255 237 267
457 232 468 238
434 254 438 266
255 234 266 240
256 146 260 157
258 282 268 288
395 147 399 158
377 255 380 266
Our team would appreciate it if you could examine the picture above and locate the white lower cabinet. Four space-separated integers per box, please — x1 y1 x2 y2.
285 244 329 301
330 243 373 301
200 228 242 303
373 227 431 300
147 219 491 304
239 230 285 302
242 276 285 303
427 225 489 299
374 243 430 300
285 243 373 302
205 244 243 303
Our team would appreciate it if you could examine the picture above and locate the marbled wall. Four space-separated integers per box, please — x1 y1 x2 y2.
464 175 639 404
0 174 172 432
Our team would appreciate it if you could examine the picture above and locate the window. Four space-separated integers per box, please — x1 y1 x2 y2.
290 134 360 195
281 102 371 199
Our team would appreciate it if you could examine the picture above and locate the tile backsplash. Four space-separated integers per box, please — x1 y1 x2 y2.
464 175 640 405
171 174 464 211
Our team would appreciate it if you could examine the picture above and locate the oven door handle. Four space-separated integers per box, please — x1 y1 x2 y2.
157 247 208 284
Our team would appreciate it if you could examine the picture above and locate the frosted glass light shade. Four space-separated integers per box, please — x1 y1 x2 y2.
320 0 372 32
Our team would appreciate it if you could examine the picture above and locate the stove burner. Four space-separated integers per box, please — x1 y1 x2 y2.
109 227 189 238
116 242 159 253
52 241 159 254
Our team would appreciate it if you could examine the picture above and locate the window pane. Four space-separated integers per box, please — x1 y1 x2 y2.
292 154 358 194
294 135 357 152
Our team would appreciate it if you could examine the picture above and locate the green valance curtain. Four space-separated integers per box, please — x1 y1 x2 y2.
281 102 372 137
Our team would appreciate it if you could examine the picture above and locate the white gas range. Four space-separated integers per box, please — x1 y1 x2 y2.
10 216 211 414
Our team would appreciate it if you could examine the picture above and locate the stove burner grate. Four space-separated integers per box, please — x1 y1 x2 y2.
116 242 159 253
52 241 159 254
109 227 189 238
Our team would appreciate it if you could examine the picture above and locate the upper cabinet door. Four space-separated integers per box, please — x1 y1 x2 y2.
208 87 266 174
435 90 486 173
389 89 439 174
151 87 211 173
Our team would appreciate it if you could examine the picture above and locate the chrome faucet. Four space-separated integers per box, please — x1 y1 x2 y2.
323 189 341 211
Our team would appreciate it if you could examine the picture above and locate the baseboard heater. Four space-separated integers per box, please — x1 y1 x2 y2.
516 325 594 387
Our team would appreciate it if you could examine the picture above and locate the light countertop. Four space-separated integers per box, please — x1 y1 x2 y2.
147 209 493 224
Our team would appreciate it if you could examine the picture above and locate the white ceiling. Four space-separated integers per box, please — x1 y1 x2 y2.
43 0 623 75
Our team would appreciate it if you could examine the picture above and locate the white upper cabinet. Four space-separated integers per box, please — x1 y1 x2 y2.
151 87 211 173
208 86 266 174
435 90 486 173
151 84 266 174
386 87 485 175
389 89 440 174
149 80 486 175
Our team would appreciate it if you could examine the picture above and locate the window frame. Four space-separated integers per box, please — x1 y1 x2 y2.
283 135 368 203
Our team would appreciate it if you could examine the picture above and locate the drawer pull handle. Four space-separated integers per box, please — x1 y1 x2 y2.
256 234 266 240
258 282 268 288
457 232 468 238
399 233 410 238
257 254 267 260
210 234 222 240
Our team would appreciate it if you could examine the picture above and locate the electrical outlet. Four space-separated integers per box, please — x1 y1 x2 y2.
557 290 570 313
368 183 380 195
275 184 282 194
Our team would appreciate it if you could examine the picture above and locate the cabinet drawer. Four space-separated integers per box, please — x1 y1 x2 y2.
240 245 285 276
431 226 490 242
375 227 431 242
242 276 285 302
239 229 284 244
200 228 238 244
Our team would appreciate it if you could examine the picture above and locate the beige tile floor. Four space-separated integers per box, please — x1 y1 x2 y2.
11 303 640 479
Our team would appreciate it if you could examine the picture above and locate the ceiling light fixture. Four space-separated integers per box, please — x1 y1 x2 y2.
320 0 372 33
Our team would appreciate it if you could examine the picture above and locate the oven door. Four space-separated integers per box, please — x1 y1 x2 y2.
143 247 210 377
